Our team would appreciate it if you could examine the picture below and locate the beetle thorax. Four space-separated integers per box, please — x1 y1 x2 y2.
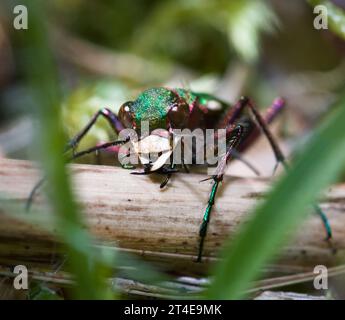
132 87 180 131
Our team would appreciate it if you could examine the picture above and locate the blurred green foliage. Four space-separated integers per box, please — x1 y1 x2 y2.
1 0 345 300
44 0 280 73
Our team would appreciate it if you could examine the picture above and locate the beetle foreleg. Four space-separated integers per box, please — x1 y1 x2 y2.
26 108 124 211
69 139 127 161
26 139 127 211
65 108 124 154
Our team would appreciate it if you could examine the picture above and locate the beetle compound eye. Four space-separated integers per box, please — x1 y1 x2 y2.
119 102 134 129
168 103 189 129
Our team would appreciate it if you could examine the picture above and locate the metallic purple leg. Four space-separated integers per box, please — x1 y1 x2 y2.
65 108 124 153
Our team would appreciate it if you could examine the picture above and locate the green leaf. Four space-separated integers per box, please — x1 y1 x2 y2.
207 93 345 299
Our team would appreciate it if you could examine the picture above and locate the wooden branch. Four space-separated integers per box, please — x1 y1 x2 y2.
0 158 345 276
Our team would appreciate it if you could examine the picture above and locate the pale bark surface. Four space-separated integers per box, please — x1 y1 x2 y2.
0 158 344 275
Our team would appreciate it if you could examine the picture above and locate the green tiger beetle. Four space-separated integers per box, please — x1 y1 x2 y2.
28 87 332 262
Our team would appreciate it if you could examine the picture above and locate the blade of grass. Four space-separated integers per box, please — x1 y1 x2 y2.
207 93 345 299
15 0 113 299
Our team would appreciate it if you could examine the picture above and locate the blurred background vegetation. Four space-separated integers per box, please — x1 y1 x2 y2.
1 0 344 157
0 0 345 299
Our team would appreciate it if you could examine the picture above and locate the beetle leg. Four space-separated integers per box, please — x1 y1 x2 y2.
202 96 283 175
197 125 244 262
160 138 192 188
215 96 286 164
244 97 286 171
69 139 127 161
228 149 260 176
217 96 285 172
26 176 46 212
131 164 153 175
159 163 176 189
27 108 124 211
26 138 127 211
130 163 178 188
232 97 331 239
219 96 332 241
65 108 124 154
235 97 285 159
246 98 331 240
250 100 331 239
182 159 190 173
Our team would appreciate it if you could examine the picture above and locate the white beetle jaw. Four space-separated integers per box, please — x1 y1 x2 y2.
131 132 181 172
